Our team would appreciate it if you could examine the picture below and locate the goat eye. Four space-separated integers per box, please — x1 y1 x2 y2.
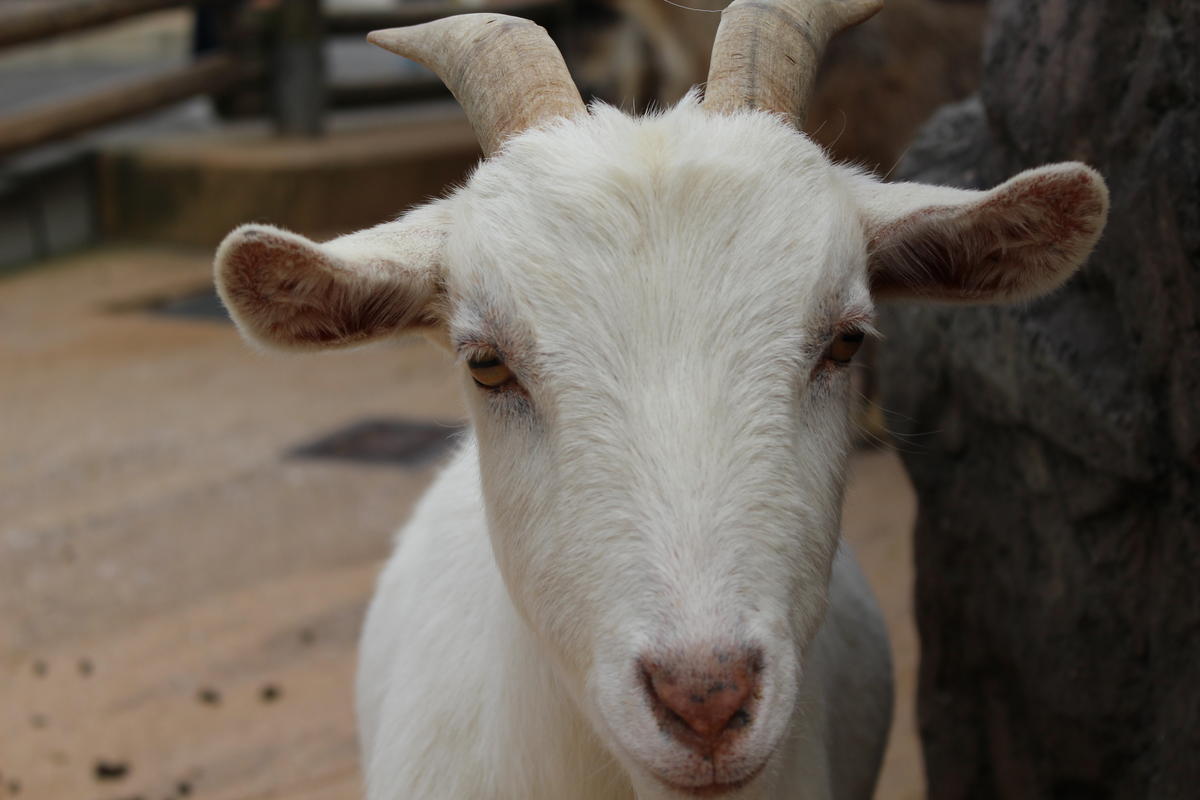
468 356 515 389
826 331 865 365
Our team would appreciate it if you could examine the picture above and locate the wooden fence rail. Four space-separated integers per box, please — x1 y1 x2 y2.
0 54 255 157
0 0 565 157
0 0 228 49
324 0 559 34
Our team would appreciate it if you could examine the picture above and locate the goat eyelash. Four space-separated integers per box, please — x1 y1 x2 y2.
467 354 504 369
833 311 880 339
457 342 499 363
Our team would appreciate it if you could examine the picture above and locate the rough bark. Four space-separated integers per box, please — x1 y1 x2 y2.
877 1 1200 798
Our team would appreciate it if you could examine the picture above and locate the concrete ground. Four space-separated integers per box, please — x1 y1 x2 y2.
0 246 922 800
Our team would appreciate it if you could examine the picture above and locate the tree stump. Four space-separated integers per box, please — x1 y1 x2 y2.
877 1 1199 798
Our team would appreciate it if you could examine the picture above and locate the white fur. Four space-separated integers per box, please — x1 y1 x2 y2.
214 94 1107 800
358 443 891 800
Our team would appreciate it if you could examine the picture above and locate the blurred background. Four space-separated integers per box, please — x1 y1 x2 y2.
1 1 1194 799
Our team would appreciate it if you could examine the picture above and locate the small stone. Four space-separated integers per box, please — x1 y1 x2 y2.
78 658 94 677
93 759 130 781
260 684 282 703
196 688 221 706
31 660 47 677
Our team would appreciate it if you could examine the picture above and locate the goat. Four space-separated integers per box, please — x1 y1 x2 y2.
214 1 1109 797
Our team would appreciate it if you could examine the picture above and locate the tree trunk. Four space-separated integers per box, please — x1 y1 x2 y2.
878 1 1199 798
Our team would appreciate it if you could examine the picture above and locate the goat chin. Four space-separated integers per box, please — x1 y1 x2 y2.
355 442 892 800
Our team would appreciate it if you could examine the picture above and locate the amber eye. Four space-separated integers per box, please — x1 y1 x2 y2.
826 330 865 365
468 354 515 389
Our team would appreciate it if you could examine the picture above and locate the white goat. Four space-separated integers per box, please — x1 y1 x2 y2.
214 1 1108 797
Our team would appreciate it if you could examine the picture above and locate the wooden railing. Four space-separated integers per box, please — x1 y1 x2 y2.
0 0 205 49
0 0 562 158
0 53 249 156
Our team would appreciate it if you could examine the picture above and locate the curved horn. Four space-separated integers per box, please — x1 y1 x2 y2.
368 14 585 157
703 0 883 126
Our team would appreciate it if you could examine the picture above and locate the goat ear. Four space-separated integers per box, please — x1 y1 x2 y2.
214 204 448 351
846 163 1109 303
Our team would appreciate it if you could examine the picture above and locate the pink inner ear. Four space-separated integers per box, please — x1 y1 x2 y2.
219 228 347 343
217 225 432 349
868 165 1108 304
224 230 328 300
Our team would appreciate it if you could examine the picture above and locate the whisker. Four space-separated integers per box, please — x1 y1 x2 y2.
828 108 849 150
849 387 941 454
658 0 724 12
883 144 913 181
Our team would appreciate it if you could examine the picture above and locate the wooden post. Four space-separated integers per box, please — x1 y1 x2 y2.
193 0 263 119
272 0 325 137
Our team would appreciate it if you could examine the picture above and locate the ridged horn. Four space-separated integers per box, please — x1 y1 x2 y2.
703 0 884 126
368 14 585 157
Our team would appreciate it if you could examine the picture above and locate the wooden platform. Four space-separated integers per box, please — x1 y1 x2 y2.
96 104 481 248
0 246 922 800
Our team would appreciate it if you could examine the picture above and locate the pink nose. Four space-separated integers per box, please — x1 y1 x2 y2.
641 647 762 753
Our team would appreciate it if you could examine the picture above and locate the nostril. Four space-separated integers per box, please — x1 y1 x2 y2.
726 707 752 730
640 647 761 751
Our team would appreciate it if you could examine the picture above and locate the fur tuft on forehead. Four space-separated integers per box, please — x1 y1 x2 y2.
443 93 868 370
463 92 836 245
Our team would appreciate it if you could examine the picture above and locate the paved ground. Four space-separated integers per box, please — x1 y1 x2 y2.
0 246 923 800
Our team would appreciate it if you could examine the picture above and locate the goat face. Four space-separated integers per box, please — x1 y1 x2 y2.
451 102 860 794
216 99 1106 798
215 7 1108 796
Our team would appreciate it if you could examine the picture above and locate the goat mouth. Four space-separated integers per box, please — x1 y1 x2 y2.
651 762 765 797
